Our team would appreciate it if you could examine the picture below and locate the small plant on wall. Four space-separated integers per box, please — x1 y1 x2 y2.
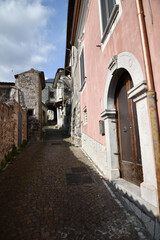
5 151 13 163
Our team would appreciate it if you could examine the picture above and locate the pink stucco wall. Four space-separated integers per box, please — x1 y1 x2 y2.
80 0 159 147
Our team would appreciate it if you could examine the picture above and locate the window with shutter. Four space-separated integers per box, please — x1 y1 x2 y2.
80 48 86 87
100 0 116 33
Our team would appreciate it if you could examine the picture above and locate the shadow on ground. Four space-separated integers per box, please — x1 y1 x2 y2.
0 127 151 240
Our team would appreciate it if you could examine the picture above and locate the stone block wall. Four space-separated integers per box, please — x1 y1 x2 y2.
0 101 27 164
82 133 107 176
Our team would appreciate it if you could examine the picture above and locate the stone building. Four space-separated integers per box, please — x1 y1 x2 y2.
15 68 45 141
42 79 55 106
65 0 81 146
53 68 72 133
42 78 57 124
42 103 48 125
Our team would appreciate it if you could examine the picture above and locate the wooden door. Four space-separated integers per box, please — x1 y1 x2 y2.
115 72 143 186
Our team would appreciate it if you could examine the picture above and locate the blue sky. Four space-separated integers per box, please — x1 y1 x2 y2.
0 0 68 82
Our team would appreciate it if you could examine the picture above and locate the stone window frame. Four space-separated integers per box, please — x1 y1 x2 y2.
101 51 158 208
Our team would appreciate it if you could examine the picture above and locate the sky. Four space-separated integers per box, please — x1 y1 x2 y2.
0 0 68 82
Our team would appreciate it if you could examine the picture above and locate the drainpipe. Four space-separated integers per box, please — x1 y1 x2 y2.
136 0 160 214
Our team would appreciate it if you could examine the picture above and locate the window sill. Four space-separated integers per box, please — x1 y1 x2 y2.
101 4 119 44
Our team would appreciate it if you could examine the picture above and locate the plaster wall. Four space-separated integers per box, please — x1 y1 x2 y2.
77 0 159 208
80 0 147 146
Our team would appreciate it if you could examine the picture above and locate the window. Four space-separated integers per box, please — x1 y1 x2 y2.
99 0 119 44
100 0 116 33
28 109 35 116
80 48 86 87
83 107 87 124
50 92 54 98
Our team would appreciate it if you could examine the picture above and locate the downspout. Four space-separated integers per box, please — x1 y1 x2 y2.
136 0 160 214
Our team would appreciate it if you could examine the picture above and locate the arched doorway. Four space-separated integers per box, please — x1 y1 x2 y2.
101 52 158 206
115 72 143 186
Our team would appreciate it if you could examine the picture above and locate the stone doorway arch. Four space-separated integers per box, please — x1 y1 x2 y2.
101 52 158 207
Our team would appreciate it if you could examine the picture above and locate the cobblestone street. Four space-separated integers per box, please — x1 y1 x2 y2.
0 127 151 240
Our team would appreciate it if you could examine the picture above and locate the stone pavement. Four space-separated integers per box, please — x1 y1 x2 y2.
0 127 151 240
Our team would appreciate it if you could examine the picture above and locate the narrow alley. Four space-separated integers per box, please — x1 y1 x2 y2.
0 127 150 240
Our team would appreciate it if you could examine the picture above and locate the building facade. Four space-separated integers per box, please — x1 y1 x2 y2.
65 0 82 146
65 0 160 237
53 68 72 133
42 79 56 108
42 78 56 124
15 68 45 140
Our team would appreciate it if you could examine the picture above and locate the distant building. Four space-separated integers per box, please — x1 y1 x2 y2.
42 78 56 105
53 68 72 132
42 78 57 124
14 68 45 140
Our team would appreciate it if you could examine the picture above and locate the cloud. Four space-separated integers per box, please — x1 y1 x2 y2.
39 44 57 55
0 0 56 82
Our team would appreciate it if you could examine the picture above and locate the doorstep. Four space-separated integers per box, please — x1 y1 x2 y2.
110 179 158 216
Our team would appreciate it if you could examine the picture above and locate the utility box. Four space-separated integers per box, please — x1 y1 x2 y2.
99 120 105 135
